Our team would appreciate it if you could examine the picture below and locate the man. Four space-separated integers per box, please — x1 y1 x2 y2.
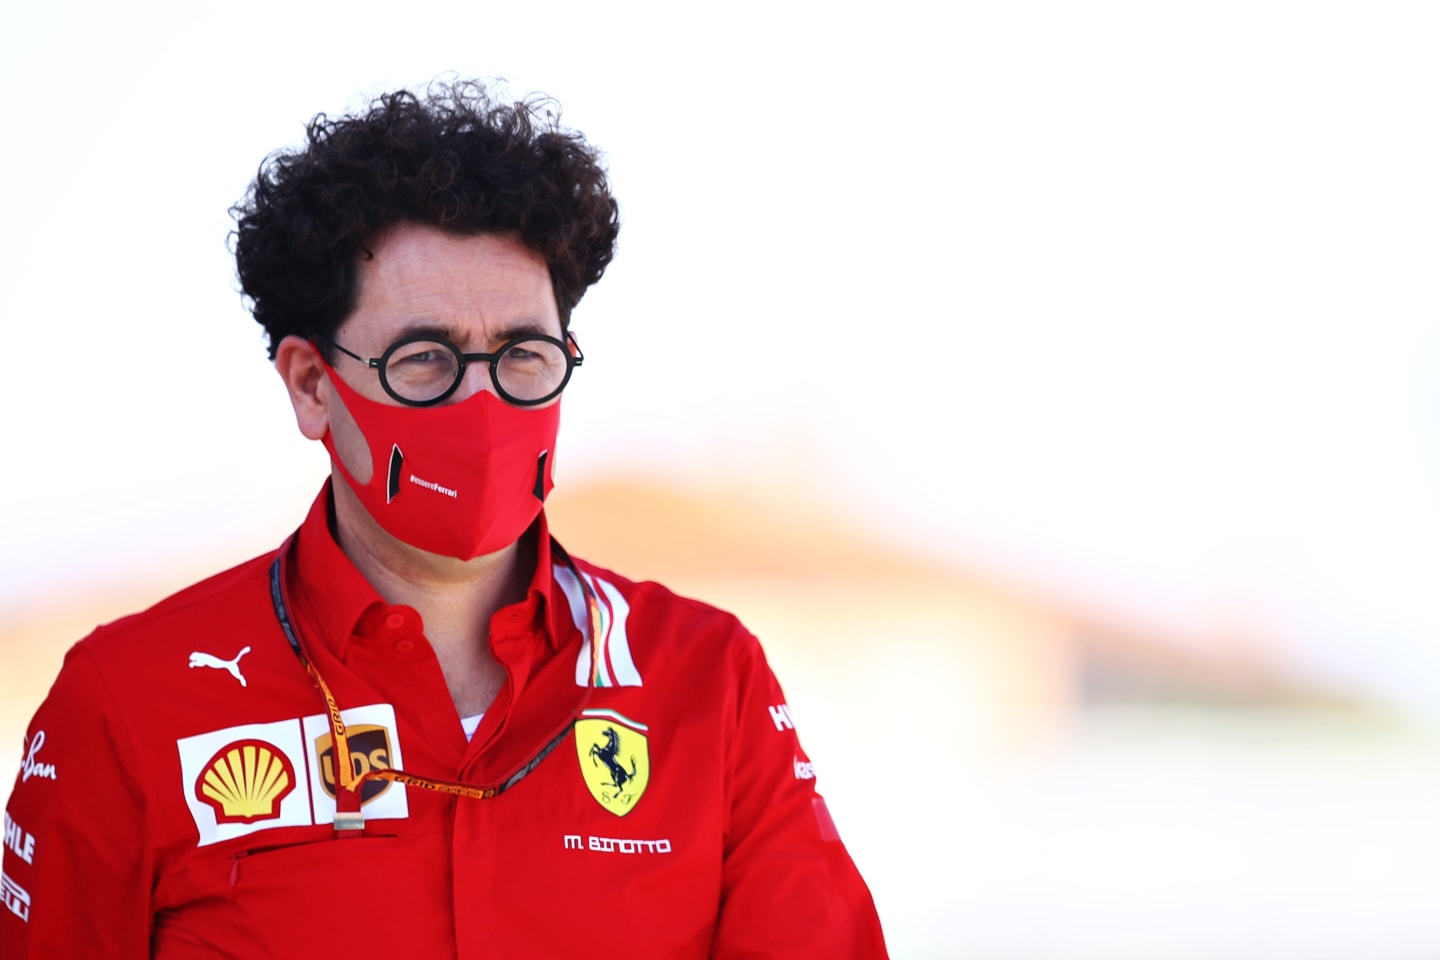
0 81 888 958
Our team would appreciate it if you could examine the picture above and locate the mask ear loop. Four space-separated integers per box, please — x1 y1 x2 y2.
313 354 385 499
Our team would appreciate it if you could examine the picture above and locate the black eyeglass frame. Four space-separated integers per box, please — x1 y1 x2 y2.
316 332 583 408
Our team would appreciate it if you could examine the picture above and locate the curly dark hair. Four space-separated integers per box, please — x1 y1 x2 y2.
232 80 620 358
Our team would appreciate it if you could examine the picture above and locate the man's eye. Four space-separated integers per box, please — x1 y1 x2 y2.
395 350 444 365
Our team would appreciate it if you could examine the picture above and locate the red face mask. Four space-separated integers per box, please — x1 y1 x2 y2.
319 360 560 560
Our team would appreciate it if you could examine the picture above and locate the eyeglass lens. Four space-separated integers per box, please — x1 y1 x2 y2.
383 337 571 405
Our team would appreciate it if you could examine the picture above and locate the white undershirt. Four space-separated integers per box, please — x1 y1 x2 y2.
461 714 484 742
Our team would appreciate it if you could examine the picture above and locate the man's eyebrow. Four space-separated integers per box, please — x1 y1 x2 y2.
390 320 556 348
489 321 555 342
393 320 465 342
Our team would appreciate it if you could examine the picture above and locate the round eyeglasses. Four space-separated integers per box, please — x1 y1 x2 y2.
316 332 583 407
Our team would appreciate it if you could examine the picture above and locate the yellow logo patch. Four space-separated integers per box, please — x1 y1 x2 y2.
194 739 297 824
575 710 649 816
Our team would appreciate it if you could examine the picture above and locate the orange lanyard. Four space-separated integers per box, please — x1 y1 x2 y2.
268 537 601 834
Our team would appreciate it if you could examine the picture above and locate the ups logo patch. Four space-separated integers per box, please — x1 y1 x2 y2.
314 724 393 805
575 709 650 816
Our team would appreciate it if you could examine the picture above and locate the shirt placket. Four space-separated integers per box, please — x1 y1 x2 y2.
452 602 546 957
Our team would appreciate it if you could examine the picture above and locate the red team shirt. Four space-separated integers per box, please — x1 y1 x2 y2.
1 487 887 958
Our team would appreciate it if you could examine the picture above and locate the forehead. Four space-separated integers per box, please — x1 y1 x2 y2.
340 224 560 348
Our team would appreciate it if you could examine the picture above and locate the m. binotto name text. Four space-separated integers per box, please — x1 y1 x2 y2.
563 834 671 854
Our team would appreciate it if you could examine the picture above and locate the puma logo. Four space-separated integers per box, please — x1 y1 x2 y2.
188 646 252 687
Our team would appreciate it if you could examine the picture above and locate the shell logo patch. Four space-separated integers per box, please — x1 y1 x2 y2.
178 718 313 846
575 709 649 816
195 739 297 824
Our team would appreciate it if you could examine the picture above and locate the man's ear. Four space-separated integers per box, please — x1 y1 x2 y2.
274 335 331 441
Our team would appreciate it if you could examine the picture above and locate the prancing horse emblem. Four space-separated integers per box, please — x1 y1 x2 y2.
575 710 650 816
189 646 252 687
590 728 637 792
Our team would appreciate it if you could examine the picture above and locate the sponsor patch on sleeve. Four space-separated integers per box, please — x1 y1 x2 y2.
3 812 36 865
19 731 58 784
1 869 31 922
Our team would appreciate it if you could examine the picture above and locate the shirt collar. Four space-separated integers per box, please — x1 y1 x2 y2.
287 481 576 659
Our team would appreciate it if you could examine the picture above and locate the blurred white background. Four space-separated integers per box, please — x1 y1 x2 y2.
4 3 1440 958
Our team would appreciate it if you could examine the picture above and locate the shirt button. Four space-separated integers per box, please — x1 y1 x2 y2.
385 612 406 630
394 639 416 654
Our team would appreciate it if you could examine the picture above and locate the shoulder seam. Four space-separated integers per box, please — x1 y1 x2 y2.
87 554 273 643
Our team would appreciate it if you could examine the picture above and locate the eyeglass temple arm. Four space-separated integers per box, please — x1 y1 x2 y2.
312 334 375 367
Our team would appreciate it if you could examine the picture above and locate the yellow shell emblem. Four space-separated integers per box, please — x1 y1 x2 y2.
575 710 649 816
195 739 296 824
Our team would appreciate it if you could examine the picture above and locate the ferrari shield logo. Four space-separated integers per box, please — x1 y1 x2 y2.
575 709 649 816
